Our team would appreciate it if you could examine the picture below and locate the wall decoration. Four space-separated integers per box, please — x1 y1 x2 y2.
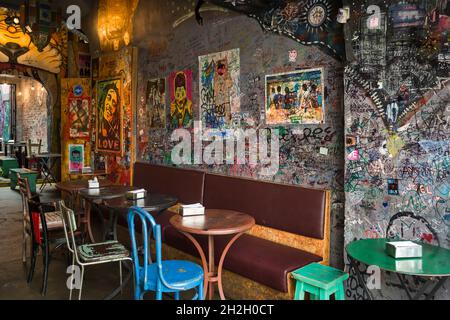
265 68 324 125
387 179 399 195
0 84 11 141
199 0 345 60
78 53 91 77
0 7 63 74
199 48 240 128
146 78 166 128
68 144 84 173
168 71 193 129
96 78 123 154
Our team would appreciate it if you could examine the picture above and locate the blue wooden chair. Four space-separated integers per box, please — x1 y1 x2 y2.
127 206 204 300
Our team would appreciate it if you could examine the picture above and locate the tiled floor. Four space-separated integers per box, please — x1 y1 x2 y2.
0 186 135 300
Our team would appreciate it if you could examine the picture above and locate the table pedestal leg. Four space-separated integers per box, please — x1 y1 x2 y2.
217 232 244 300
84 201 95 243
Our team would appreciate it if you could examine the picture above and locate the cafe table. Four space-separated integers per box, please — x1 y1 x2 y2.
78 185 137 243
170 209 255 300
346 238 450 300
102 193 178 241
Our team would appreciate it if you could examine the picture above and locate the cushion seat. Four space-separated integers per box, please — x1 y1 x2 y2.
78 241 129 262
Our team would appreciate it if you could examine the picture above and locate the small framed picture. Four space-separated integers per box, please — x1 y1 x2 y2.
388 179 399 195
68 144 84 173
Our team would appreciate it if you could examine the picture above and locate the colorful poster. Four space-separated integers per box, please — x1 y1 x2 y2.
199 48 240 128
96 78 123 154
265 68 325 125
68 94 90 139
168 70 193 129
78 53 91 78
146 78 166 128
68 144 84 173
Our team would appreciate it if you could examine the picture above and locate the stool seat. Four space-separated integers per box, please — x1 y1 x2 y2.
0 157 19 178
292 263 349 300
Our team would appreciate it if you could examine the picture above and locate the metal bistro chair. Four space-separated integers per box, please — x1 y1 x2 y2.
58 200 132 300
127 206 204 300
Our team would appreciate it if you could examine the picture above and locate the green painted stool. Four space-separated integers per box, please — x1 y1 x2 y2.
292 263 349 300
10 168 39 194
0 157 19 178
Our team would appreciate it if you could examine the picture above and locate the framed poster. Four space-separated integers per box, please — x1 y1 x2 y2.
146 78 166 128
265 68 325 125
68 95 90 139
68 144 84 173
96 77 123 154
199 48 240 128
168 70 193 129
78 52 91 77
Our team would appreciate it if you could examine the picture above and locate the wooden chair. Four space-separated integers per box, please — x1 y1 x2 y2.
128 206 204 300
26 139 42 170
17 174 65 295
59 200 132 300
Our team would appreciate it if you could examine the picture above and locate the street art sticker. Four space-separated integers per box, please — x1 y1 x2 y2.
199 48 240 128
265 68 325 125
168 71 193 129
146 78 166 129
68 144 84 173
96 78 123 154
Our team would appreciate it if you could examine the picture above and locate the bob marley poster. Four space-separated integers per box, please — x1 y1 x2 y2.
168 70 193 129
96 78 123 154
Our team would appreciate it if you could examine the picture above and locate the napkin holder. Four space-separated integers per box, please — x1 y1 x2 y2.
126 189 147 200
88 178 99 189
180 203 205 217
386 241 422 259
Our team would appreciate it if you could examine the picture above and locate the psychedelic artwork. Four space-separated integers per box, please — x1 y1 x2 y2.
96 78 123 154
146 78 166 128
168 70 193 129
199 49 240 128
68 144 84 173
0 84 11 141
265 68 325 125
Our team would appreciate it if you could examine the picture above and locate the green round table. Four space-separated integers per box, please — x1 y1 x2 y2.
346 239 450 300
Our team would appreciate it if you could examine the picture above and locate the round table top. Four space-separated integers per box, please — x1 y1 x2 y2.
79 185 137 201
56 179 115 193
169 209 255 236
346 238 450 277
103 193 178 213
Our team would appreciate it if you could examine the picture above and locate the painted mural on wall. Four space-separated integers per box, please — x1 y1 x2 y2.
199 48 240 128
168 70 193 129
0 7 64 74
96 78 123 154
134 1 345 268
265 68 325 125
146 78 166 129
0 84 11 141
343 0 450 300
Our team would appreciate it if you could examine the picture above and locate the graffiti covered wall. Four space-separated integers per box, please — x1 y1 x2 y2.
344 0 450 299
134 1 345 267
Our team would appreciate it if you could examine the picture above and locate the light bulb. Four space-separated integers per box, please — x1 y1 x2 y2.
31 85 35 91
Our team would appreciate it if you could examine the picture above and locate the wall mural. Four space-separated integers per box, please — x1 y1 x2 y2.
344 0 450 300
96 78 123 154
169 70 193 129
197 0 345 60
0 7 64 74
265 68 325 125
0 84 11 141
199 48 240 128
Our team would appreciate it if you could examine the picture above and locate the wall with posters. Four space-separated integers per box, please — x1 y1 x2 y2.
61 78 92 182
133 1 345 268
343 0 450 299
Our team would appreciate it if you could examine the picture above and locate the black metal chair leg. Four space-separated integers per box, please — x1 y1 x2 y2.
27 246 38 283
41 244 50 296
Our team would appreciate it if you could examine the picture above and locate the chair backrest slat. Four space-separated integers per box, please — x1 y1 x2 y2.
58 201 78 256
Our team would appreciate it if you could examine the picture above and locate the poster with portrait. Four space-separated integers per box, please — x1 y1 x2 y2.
68 95 90 139
146 78 166 128
96 78 123 154
168 70 193 129
265 68 325 125
199 49 240 128
68 144 84 173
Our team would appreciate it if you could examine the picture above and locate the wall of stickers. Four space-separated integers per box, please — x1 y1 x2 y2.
134 0 345 267
343 0 450 299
